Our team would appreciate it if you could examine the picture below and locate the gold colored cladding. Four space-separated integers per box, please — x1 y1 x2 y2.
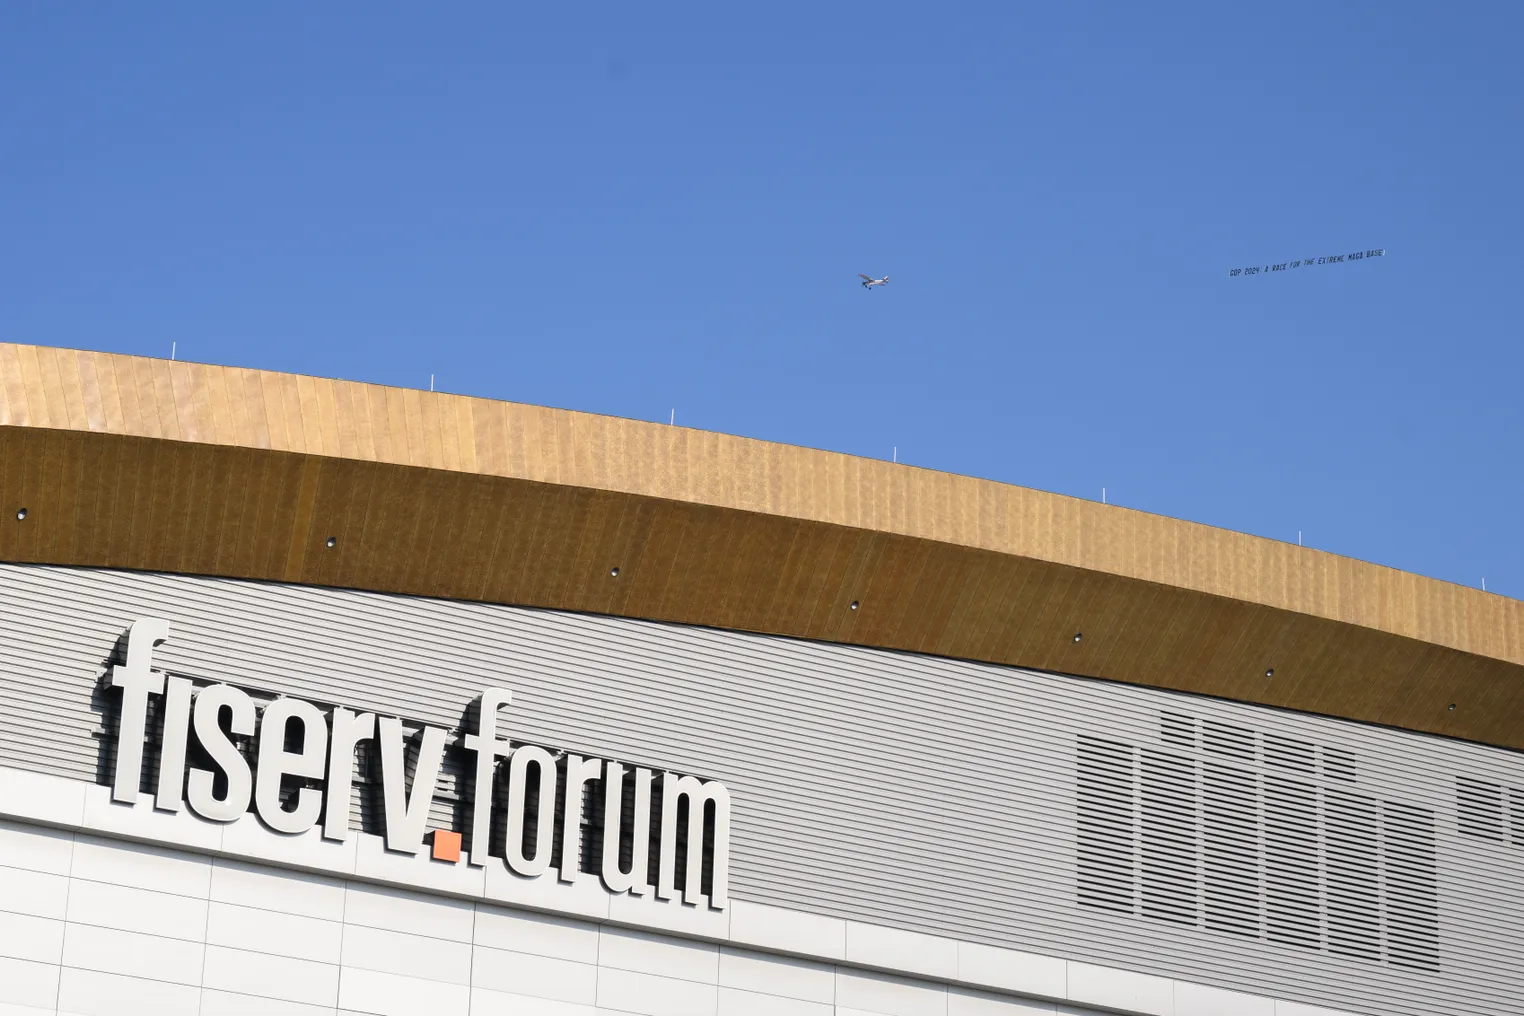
1 341 1522 749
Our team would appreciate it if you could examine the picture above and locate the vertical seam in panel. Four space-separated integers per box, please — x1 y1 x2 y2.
55 829 78 1012
594 914 604 1011
468 901 478 1016
197 861 213 1014
339 877 351 1013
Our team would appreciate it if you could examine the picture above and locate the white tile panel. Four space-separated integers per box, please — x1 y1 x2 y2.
471 943 598 1005
596 966 719 1016
719 946 836 1004
201 943 340 1007
0 955 59 1009
0 865 69 920
957 942 1065 1001
343 882 475 942
1065 963 1172 1016
473 902 600 964
948 987 1058 1015
717 985 833 1016
836 970 948 1016
60 922 204 986
607 888 730 940
205 900 343 963
64 878 207 941
199 988 338 1016
0 767 86 829
210 858 346 922
0 789 1372 1016
483 861 610 922
54 966 200 1016
80 786 222 852
0 1002 56 1016
354 831 485 898
336 964 471 1016
220 812 357 877
727 899 846 961
846 923 960 982
340 922 473 985
0 820 73 876
69 835 210 899
599 925 720 983
847 920 963 987
468 988 601 1016
1175 982 1275 1016
0 912 64 964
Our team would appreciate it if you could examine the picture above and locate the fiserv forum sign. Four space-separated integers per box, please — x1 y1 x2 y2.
106 619 732 910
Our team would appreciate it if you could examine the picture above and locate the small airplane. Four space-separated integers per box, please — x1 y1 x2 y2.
858 274 889 289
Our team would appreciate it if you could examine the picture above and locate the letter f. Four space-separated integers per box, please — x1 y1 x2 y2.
463 689 514 866
110 619 171 803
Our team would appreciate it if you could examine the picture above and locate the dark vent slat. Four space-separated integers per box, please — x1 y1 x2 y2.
1142 750 1198 926
1205 762 1259 937
1326 790 1381 961
1077 735 1136 914
1384 802 1440 971
1266 775 1320 949
1458 778 1505 842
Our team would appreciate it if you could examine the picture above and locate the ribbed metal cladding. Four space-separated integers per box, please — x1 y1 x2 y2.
0 564 1521 1016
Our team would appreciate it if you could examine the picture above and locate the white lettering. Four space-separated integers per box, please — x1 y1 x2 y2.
323 707 375 842
658 772 731 909
154 676 193 811
462 689 513 866
101 621 732 910
378 716 448 854
559 754 602 883
505 745 557 876
109 619 170 803
254 697 328 835
601 763 653 895
187 684 256 821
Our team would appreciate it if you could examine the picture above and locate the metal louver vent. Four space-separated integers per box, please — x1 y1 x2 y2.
1324 746 1358 783
1326 790 1381 961
1076 713 1441 972
1264 734 1315 773
1160 713 1196 747
1203 721 1254 760
1385 802 1440 970
1204 761 1258 937
1141 750 1195 925
1077 736 1136 914
1265 773 1318 948
1458 778 1505 841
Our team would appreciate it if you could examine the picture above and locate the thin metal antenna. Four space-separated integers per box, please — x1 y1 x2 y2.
1482 578 1487 592
1102 487 1106 505
430 374 435 392
670 409 675 426
170 342 176 361
893 447 897 463
1298 531 1302 546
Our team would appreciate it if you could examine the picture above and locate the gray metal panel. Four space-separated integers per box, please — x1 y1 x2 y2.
0 563 1520 1016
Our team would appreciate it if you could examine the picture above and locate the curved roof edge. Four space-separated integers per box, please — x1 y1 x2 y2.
2 342 1521 749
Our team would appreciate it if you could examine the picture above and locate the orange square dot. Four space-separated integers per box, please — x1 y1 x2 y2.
430 829 462 863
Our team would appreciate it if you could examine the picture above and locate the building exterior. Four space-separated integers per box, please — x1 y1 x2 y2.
0 342 1521 1016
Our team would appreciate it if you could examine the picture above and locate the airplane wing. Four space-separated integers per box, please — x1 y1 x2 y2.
858 274 873 281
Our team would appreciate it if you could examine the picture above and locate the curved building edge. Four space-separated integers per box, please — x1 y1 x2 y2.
0 341 1521 750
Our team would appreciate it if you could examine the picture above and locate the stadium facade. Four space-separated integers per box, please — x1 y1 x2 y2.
0 342 1521 1016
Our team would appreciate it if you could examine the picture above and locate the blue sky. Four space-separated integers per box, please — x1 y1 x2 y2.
2 5 1520 598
